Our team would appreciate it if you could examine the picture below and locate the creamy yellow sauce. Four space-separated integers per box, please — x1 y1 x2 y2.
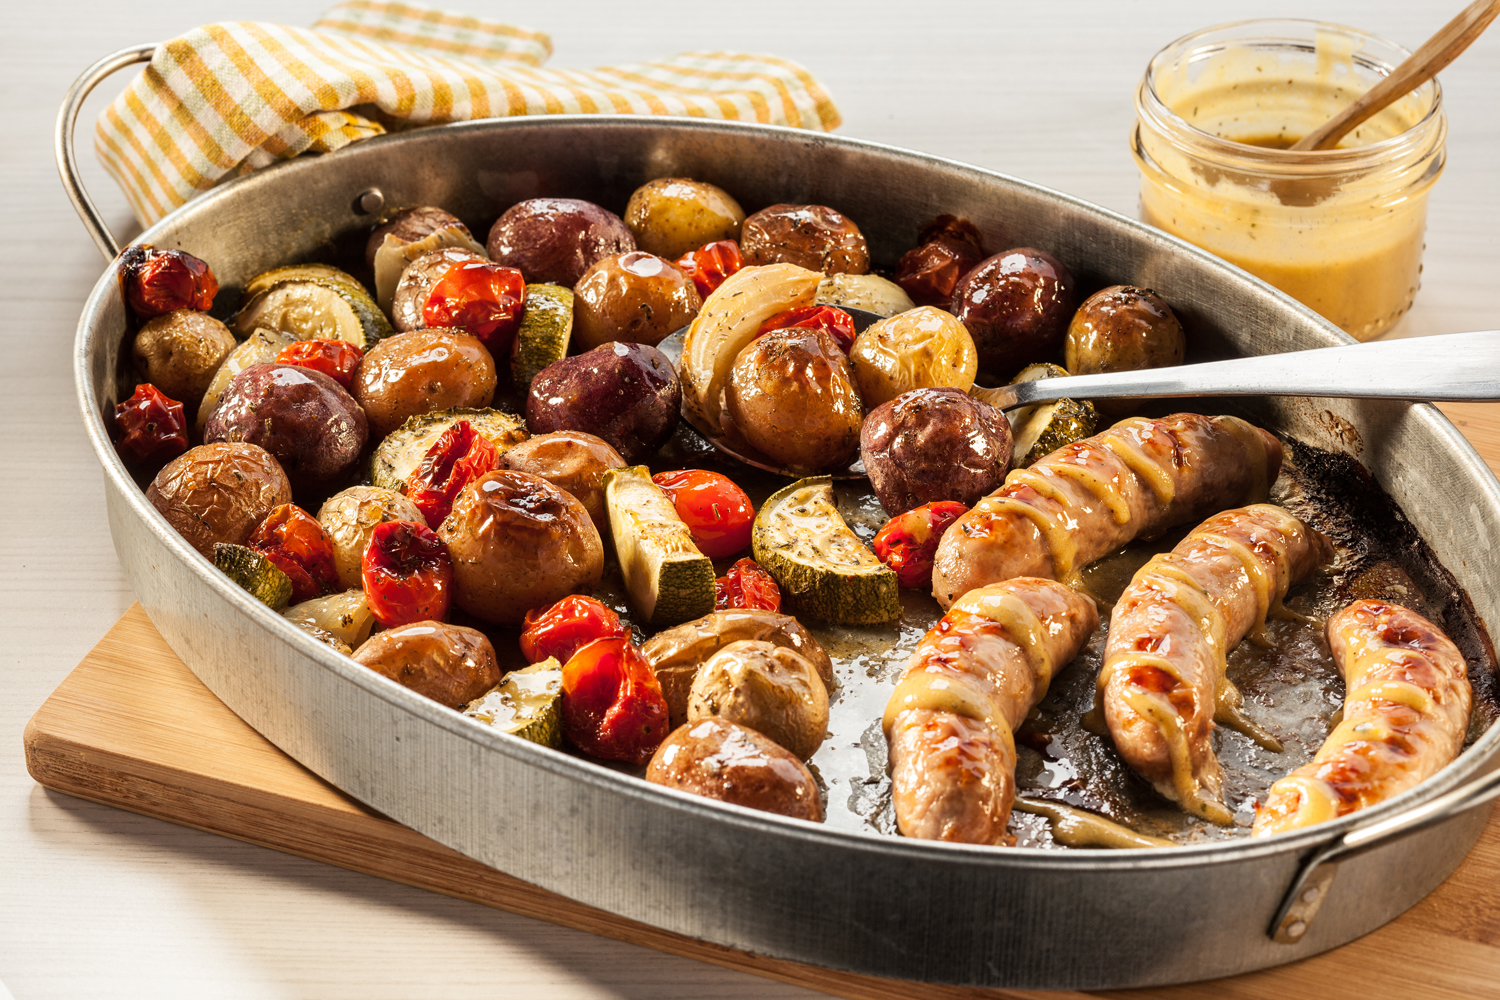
1137 31 1442 340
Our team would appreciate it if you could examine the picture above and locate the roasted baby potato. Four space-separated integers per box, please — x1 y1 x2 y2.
204 363 368 491
849 306 978 408
950 247 1076 377
391 247 490 332
316 485 426 590
494 430 625 535
860 386 1012 514
525 342 681 464
646 717 823 822
352 620 501 709
724 328 863 471
623 177 746 260
572 251 701 350
132 309 236 413
486 197 635 287
642 609 832 728
687 639 829 760
1064 285 1185 377
740 204 870 275
354 329 498 438
438 470 604 625
147 442 292 556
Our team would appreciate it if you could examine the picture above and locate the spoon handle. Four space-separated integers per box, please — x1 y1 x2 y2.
1293 0 1500 151
972 330 1500 411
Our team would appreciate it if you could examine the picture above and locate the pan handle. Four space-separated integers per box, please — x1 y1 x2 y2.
1269 761 1500 943
56 43 158 261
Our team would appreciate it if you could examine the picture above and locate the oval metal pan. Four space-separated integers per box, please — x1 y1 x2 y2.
74 116 1500 989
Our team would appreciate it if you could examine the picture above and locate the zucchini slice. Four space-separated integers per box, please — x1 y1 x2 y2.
751 476 900 625
463 659 565 748
1013 397 1100 468
231 276 393 350
213 543 293 610
244 264 369 300
369 407 529 492
196 327 292 435
511 284 574 390
604 466 716 625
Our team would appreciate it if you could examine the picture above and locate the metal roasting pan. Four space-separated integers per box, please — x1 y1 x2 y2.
59 46 1500 990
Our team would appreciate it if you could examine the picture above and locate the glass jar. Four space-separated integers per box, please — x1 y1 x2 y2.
1133 20 1446 340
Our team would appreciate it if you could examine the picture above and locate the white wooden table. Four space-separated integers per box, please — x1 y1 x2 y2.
3 2 1497 997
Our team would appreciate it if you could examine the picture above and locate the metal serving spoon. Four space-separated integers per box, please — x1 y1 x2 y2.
660 323 1500 479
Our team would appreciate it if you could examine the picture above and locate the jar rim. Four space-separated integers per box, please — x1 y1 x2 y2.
1140 18 1445 170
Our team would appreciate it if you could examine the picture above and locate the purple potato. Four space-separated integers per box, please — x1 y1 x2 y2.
205 362 368 490
526 343 681 463
950 247 1076 378
860 387 1012 515
486 198 635 287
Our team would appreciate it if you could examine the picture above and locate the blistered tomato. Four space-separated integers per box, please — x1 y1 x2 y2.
120 246 218 318
714 557 781 612
423 261 527 353
651 469 754 559
249 503 340 603
362 520 453 627
757 305 857 353
561 636 669 764
520 594 629 665
113 383 188 465
404 419 499 528
873 501 970 589
275 339 364 391
674 240 744 299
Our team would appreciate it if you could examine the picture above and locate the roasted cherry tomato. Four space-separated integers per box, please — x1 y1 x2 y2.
714 557 781 612
520 594 629 665
120 245 218 319
112 383 188 465
275 338 364 391
757 304 857 353
560 636 669 764
423 261 527 352
362 519 453 627
873 500 970 589
404 419 499 528
651 469 754 559
248 503 340 604
674 239 744 299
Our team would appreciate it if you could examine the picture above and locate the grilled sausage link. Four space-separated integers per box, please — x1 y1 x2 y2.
885 578 1099 844
931 413 1282 609
1100 504 1333 824
1252 600 1472 836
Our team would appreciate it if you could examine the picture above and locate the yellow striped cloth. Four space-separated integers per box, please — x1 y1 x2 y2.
96 0 841 227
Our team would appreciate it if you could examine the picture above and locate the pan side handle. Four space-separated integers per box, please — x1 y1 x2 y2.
1268 762 1500 943
56 44 158 262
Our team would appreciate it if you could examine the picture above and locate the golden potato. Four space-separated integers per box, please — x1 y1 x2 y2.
133 309 236 412
687 639 830 760
624 177 745 260
572 251 701 350
146 442 292 556
724 328 863 471
317 486 426 590
646 718 822 822
849 306 978 407
353 329 497 438
351 620 500 708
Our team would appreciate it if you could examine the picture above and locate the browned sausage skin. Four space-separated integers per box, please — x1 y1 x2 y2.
1252 600 1472 836
885 578 1099 844
1100 504 1333 824
931 413 1283 608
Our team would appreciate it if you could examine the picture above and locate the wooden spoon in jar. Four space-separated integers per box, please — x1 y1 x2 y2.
1292 0 1500 151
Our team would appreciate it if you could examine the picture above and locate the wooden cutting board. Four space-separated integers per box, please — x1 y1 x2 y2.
24 402 1500 1000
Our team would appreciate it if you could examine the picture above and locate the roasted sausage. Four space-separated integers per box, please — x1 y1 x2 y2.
1099 504 1333 824
930 413 1283 608
885 577 1099 844
1252 599 1472 836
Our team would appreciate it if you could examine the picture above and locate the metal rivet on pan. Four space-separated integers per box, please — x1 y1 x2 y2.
1301 887 1322 904
355 188 385 215
1286 921 1307 938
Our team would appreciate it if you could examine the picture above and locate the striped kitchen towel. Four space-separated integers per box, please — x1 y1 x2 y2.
95 0 841 227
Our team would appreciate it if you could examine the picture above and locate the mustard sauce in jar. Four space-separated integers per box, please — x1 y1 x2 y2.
1133 21 1446 340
